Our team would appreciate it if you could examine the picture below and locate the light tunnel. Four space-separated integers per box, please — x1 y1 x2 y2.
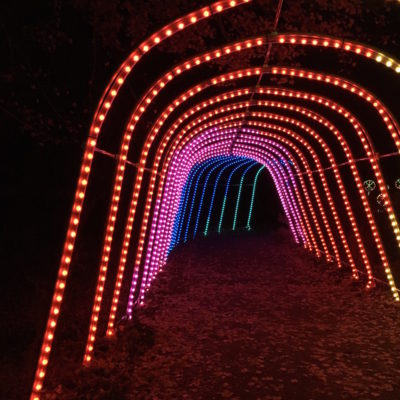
31 0 400 398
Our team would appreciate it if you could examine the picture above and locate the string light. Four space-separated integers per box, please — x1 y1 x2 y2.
246 166 265 229
106 44 400 333
91 36 400 352
32 7 400 398
31 2 253 395
230 163 258 231
138 63 400 284
203 159 252 236
170 162 205 249
116 53 400 326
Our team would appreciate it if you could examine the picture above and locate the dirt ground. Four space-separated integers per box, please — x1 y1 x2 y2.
51 229 400 399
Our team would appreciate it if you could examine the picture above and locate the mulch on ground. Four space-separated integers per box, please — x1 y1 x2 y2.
54 228 400 400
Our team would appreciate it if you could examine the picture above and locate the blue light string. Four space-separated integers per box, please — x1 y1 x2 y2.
176 156 228 246
183 156 232 243
169 160 206 250
192 156 243 239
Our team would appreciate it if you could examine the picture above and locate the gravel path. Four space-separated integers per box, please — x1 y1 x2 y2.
60 229 400 400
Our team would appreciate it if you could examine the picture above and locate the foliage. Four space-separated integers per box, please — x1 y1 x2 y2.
1 0 399 146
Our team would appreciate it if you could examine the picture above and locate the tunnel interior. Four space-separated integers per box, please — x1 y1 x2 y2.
169 155 280 249
29 1 400 398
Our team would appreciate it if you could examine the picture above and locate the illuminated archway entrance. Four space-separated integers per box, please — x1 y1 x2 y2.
31 1 400 398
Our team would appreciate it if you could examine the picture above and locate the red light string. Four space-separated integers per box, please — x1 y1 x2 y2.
144 120 332 290
148 129 332 284
97 42 400 343
179 112 388 285
162 107 338 264
118 65 399 324
158 128 317 258
229 0 284 151
157 134 307 256
177 121 342 264
171 99 372 277
268 66 400 247
102 50 400 344
32 5 400 395
81 0 252 367
30 1 252 396
95 43 400 343
142 94 371 278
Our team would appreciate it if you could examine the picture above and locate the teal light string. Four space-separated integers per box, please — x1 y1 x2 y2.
217 160 255 232
232 162 259 230
246 165 265 230
193 157 245 239
204 159 252 235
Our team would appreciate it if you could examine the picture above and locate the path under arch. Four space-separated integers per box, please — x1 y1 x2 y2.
67 229 400 400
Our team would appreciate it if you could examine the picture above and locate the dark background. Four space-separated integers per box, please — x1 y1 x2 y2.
1 1 400 398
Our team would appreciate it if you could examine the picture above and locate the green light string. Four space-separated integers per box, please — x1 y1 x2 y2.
246 165 265 230
232 162 259 230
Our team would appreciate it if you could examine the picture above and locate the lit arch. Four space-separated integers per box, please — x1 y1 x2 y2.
31 2 400 398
